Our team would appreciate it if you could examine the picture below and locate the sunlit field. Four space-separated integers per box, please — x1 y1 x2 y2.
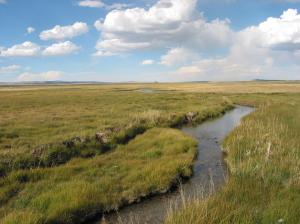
166 93 300 224
0 82 299 224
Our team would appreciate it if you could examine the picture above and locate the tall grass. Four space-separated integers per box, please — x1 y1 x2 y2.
166 94 300 224
0 86 232 175
0 128 197 224
1 84 299 224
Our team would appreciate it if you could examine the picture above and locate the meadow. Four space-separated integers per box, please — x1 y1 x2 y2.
0 128 197 223
0 81 299 223
166 93 300 223
0 85 232 176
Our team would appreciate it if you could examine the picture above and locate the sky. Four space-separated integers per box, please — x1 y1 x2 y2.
0 0 300 82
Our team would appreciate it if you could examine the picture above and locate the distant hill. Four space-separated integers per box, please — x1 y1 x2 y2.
0 81 112 86
253 79 300 82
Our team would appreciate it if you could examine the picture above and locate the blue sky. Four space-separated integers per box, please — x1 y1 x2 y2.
0 0 300 82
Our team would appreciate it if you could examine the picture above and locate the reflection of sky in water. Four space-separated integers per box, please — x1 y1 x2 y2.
137 88 158 93
101 106 254 224
182 106 254 141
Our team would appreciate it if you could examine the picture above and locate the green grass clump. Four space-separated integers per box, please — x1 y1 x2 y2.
165 94 300 224
0 128 197 224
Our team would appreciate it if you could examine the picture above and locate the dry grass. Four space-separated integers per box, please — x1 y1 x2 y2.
0 128 197 224
0 86 232 175
0 82 299 224
166 93 300 224
1 81 300 93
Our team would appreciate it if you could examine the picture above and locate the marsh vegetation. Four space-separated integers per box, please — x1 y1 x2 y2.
166 93 300 224
0 82 299 224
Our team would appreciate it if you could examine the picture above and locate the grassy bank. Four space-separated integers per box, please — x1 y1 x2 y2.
0 128 197 224
166 94 300 224
0 85 232 175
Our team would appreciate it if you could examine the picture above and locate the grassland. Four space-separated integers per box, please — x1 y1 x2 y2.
0 86 233 176
0 83 233 223
0 82 299 224
166 93 300 224
0 128 197 223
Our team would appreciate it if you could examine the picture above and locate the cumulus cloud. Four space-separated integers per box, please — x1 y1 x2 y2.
92 0 300 80
141 59 155 65
256 9 300 50
78 0 129 10
40 22 88 41
0 41 80 57
169 8 300 81
0 42 40 57
94 39 151 56
94 19 103 31
0 65 20 74
27 27 35 34
173 55 300 81
17 71 63 82
230 9 300 68
173 58 263 81
106 3 129 10
78 0 105 8
94 0 233 56
160 47 199 66
42 41 80 56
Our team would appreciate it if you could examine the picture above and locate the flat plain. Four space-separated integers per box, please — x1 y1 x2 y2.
0 81 299 223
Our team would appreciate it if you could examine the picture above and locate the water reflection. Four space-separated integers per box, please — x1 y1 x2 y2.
95 106 254 224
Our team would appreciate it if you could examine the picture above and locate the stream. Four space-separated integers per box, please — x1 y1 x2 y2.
95 106 254 224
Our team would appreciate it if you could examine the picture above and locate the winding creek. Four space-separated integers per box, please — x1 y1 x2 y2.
94 106 254 224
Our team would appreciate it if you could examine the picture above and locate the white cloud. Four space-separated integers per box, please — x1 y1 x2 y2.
0 65 20 74
17 71 63 82
175 57 300 81
0 40 80 57
94 19 103 31
0 0 6 4
40 22 89 41
106 3 129 10
42 41 80 56
173 58 263 81
0 42 40 57
163 8 300 81
94 0 233 56
141 59 155 65
78 0 129 10
92 1 300 80
78 0 105 8
160 47 199 66
257 9 300 50
227 9 300 72
94 39 151 56
27 27 35 34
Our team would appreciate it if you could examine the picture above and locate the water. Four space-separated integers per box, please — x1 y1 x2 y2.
137 88 158 93
94 106 254 224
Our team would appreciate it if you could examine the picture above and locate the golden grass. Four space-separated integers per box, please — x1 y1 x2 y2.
0 86 232 175
166 93 300 224
1 81 300 93
0 82 299 224
0 128 197 224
